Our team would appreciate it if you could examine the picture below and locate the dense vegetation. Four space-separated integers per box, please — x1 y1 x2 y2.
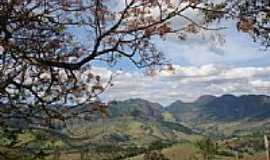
1 97 270 160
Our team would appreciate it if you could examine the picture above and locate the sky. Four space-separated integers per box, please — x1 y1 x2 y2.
73 2 270 105
95 23 270 105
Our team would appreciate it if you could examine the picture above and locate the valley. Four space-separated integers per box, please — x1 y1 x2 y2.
2 95 270 160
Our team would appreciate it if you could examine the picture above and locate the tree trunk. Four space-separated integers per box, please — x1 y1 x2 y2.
264 135 269 160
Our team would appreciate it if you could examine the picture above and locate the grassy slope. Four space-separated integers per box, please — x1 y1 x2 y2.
125 143 266 160
124 142 196 160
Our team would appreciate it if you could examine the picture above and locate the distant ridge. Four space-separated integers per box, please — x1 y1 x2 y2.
166 94 270 120
63 95 270 145
194 95 216 105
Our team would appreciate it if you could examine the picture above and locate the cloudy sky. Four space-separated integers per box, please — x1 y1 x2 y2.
95 21 270 105
74 2 270 105
100 21 270 105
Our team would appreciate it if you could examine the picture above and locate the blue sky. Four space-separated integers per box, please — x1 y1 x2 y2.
70 3 270 105
156 21 270 67
95 22 270 105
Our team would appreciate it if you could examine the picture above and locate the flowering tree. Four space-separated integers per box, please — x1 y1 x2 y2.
0 0 269 159
202 0 270 47
0 0 220 134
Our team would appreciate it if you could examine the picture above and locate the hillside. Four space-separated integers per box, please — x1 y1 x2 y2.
80 95 270 145
166 94 270 135
108 98 164 120
98 95 270 137
63 98 195 146
2 95 270 160
63 95 270 141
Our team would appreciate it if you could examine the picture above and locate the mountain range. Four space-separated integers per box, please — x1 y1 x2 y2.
62 94 270 150
9 94 270 160
106 95 270 135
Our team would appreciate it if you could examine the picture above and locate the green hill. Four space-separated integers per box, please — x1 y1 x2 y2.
166 95 270 135
3 95 270 160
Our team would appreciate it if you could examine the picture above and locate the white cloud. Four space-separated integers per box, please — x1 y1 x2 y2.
250 80 270 89
89 1 270 105
94 65 270 105
156 18 270 67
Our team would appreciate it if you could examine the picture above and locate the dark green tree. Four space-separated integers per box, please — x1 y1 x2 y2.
143 150 170 160
194 137 219 160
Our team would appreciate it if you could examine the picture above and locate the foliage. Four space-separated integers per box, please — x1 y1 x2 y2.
143 150 170 160
202 0 270 47
148 140 175 151
194 137 219 160
0 128 64 160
